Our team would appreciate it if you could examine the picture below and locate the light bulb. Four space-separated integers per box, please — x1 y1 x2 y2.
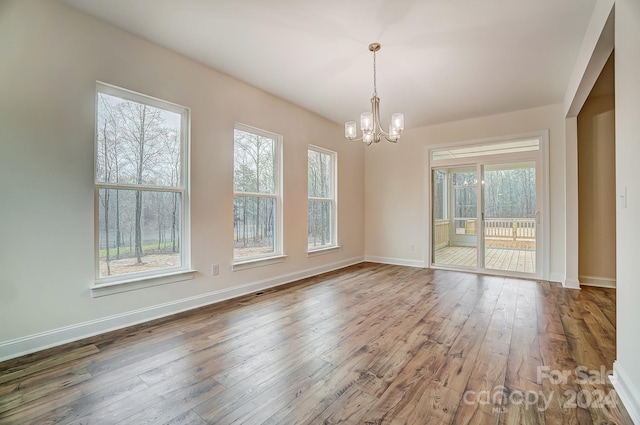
345 121 356 139
361 112 373 132
391 113 404 131
388 124 399 141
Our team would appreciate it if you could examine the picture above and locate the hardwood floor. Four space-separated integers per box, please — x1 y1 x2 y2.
0 263 632 424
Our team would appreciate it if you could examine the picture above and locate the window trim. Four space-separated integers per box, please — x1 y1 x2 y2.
93 82 191 290
426 129 549 279
91 270 195 297
307 145 338 253
232 123 283 266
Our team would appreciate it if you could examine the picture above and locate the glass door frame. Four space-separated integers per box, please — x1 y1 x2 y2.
432 164 480 269
426 131 549 280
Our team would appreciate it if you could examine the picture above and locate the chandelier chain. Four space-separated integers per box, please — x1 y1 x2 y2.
372 48 377 96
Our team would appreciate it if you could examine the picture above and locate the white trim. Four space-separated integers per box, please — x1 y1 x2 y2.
308 145 338 251
94 82 191 285
563 278 581 290
307 245 341 257
91 270 195 297
579 275 616 288
231 255 287 271
611 361 640 425
96 81 189 114
548 272 565 283
429 264 476 274
563 0 615 117
424 130 550 281
564 117 580 293
0 257 364 362
233 123 284 262
233 192 278 199
364 255 424 268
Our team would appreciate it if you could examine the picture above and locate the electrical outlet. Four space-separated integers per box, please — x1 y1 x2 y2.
410 244 415 252
211 264 219 276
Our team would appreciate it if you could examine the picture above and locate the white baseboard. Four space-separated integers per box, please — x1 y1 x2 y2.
563 278 581 290
548 272 564 283
364 255 425 268
579 275 616 288
611 361 640 424
0 256 365 362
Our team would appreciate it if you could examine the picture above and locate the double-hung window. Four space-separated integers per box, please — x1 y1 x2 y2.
94 82 190 289
307 146 337 252
233 124 283 264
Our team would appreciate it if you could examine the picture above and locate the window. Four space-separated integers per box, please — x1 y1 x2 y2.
307 146 337 251
233 124 282 262
433 169 447 220
95 82 190 285
452 171 477 234
431 138 540 161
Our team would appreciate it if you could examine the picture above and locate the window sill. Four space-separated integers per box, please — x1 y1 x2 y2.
307 245 341 257
91 269 196 298
232 255 287 271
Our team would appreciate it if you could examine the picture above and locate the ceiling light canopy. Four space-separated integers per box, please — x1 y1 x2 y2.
345 43 404 146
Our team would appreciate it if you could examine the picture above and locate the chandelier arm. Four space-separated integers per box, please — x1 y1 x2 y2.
371 96 380 141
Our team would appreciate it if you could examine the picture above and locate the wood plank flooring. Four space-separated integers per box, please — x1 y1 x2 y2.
435 246 536 273
0 263 632 424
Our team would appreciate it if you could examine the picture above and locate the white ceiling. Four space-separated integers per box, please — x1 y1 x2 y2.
59 0 597 128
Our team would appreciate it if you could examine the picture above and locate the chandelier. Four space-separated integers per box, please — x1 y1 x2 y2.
345 43 404 145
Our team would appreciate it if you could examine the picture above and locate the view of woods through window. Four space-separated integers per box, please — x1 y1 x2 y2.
233 127 279 260
433 166 536 230
433 161 537 273
96 87 186 279
308 148 335 249
484 166 536 218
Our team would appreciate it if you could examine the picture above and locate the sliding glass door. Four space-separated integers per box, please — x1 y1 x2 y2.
430 138 543 277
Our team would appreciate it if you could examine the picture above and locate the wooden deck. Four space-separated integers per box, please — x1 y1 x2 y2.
435 245 536 273
0 263 631 424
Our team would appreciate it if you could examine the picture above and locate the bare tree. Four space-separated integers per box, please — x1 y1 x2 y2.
233 130 275 252
98 117 112 275
117 102 167 263
308 150 332 247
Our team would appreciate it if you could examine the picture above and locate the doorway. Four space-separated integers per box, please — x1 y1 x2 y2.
429 135 547 278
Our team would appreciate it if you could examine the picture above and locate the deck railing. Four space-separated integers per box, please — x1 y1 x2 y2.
484 218 536 240
434 219 450 249
434 217 536 248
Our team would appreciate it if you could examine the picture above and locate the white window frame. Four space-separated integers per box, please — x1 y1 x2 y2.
92 82 193 297
232 123 284 270
307 145 339 256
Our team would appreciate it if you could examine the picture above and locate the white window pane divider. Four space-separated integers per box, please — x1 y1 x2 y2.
233 192 278 198
96 183 185 192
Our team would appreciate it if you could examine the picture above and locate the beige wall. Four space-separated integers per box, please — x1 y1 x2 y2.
0 0 364 355
364 104 567 281
577 54 616 286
